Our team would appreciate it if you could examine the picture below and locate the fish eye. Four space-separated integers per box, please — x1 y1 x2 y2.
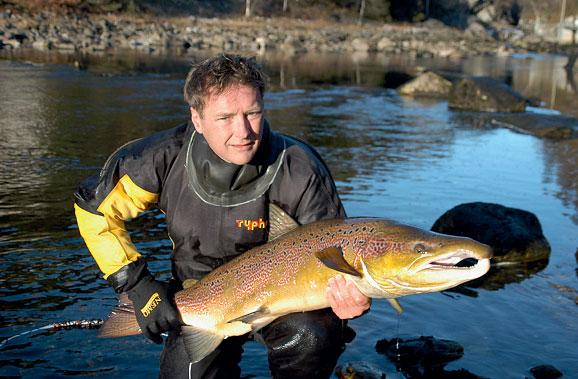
414 243 427 254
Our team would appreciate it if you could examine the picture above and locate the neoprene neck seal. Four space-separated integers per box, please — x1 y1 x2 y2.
185 122 286 207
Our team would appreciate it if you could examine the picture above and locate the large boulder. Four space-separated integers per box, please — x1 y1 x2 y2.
448 76 526 113
398 71 453 98
431 202 550 263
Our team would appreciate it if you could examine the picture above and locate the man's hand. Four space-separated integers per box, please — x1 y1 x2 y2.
326 274 371 319
127 277 181 344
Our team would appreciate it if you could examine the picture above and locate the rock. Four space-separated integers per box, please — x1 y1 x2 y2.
32 39 51 50
530 364 563 379
466 20 490 38
476 5 496 24
53 41 76 51
431 202 551 263
376 336 465 376
254 36 266 52
351 37 370 52
489 113 578 140
376 36 394 51
398 71 453 98
448 76 526 113
335 361 386 379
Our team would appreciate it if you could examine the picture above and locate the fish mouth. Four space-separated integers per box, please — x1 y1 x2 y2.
416 249 491 276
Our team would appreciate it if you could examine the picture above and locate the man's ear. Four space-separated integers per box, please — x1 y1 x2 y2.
190 107 203 134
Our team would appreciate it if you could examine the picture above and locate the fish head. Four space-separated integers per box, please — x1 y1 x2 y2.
359 221 492 298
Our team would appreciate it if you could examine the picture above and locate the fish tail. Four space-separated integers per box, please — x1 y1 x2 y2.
98 292 141 338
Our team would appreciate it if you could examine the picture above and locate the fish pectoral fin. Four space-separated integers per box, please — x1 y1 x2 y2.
230 306 271 324
181 326 224 364
268 203 300 241
315 247 362 277
388 298 404 314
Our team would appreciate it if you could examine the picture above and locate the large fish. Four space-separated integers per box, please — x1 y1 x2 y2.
100 204 492 363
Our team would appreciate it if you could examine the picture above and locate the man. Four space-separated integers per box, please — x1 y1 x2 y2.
74 54 370 378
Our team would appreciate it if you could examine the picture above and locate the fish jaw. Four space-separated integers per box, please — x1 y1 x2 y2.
361 234 493 297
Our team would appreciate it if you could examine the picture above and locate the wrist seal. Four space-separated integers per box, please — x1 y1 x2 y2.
107 259 151 293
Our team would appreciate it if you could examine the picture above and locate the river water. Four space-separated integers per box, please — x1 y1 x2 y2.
0 50 577 378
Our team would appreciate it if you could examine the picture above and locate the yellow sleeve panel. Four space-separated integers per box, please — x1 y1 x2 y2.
75 174 160 279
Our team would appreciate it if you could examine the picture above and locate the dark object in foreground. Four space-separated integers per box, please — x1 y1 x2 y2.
376 336 487 379
530 364 563 379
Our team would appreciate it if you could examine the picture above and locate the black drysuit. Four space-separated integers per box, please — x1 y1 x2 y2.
74 121 348 378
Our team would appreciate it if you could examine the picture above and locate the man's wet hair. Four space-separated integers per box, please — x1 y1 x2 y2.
184 54 267 117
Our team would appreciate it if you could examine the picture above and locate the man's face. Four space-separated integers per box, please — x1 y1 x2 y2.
191 84 264 165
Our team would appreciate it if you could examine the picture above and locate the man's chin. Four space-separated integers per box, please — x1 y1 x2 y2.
226 153 257 165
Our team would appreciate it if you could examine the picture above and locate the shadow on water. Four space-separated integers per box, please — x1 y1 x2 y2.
0 49 577 378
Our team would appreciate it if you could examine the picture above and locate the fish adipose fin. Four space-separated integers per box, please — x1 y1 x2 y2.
315 247 362 277
182 326 224 363
98 293 141 338
268 203 299 241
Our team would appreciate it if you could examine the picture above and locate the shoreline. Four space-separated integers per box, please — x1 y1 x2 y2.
0 6 573 61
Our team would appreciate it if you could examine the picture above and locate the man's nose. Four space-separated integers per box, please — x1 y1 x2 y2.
232 115 253 138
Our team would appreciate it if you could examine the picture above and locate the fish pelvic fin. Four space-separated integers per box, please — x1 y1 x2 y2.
315 247 362 277
268 203 299 241
230 306 271 324
182 321 253 363
98 293 141 338
388 298 404 314
182 326 224 363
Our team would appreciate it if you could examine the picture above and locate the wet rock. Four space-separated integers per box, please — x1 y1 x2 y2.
376 336 489 378
432 202 551 263
448 77 526 113
488 113 578 140
398 71 453 98
335 361 386 379
529 364 563 379
376 336 464 369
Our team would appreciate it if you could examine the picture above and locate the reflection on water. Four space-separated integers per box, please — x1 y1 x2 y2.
0 52 577 378
542 139 578 225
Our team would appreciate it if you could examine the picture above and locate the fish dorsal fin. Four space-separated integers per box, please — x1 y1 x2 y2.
268 203 299 241
181 326 224 363
315 247 362 277
182 278 198 289
388 298 404 314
